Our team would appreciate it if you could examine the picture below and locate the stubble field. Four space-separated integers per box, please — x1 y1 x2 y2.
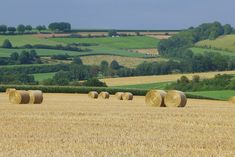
0 93 234 157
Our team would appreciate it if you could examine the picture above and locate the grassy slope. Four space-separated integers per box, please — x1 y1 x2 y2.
50 36 159 49
33 72 56 82
190 47 235 57
0 35 61 46
114 82 171 90
187 90 235 100
196 35 235 52
0 35 159 58
49 36 159 58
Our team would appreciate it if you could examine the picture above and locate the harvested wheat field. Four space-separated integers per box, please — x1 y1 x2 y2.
102 70 235 86
0 93 234 156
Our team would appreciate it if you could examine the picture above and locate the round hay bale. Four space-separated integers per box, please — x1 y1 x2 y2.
145 90 166 107
229 96 235 103
88 91 98 99
9 90 30 104
115 92 124 100
123 92 133 100
6 88 16 94
165 90 187 107
99 92 110 99
29 90 43 104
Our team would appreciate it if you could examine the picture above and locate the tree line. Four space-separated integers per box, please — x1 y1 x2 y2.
0 22 71 34
167 74 235 92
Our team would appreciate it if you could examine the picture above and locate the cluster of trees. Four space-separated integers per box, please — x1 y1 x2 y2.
0 24 33 34
0 50 41 65
158 22 234 57
0 22 71 34
0 73 37 85
19 43 90 52
48 22 71 32
167 74 235 91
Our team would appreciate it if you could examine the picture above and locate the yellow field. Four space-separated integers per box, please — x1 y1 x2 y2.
102 70 235 86
80 55 166 68
0 93 234 156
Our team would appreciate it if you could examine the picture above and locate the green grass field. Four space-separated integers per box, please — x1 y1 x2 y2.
190 47 235 57
0 35 159 58
196 35 235 52
187 90 235 100
114 82 171 90
50 36 159 49
33 72 56 82
0 35 61 47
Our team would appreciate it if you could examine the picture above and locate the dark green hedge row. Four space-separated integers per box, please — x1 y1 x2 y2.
0 85 221 100
0 64 69 74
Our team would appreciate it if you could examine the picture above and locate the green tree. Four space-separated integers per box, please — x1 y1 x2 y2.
36 25 46 32
10 52 19 61
19 51 30 64
25 25 33 32
110 60 120 70
2 39 12 48
83 78 107 87
108 30 118 37
7 27 16 34
223 24 233 35
17 24 26 33
0 25 7 34
100 60 109 75
53 71 70 85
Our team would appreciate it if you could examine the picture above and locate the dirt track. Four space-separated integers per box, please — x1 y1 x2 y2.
0 93 234 157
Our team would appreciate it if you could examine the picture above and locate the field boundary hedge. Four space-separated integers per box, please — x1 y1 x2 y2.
0 85 221 100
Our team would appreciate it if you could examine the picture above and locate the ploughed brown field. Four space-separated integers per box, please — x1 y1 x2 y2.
0 93 234 157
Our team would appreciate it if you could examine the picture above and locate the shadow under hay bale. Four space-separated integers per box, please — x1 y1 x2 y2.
99 92 110 99
88 91 98 99
115 92 124 100
29 90 43 104
145 90 166 107
229 96 235 103
123 92 133 100
9 90 30 104
6 88 16 94
165 90 187 107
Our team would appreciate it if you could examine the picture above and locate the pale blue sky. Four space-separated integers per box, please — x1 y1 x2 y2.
0 0 233 29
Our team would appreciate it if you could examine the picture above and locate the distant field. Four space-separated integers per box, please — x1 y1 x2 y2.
190 47 235 57
114 82 171 90
50 36 159 49
0 35 61 47
187 90 235 100
33 72 56 82
102 71 235 86
81 55 167 68
0 35 159 58
196 35 235 52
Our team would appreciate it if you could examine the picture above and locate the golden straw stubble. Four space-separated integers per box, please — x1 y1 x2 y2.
123 92 133 100
9 90 30 104
115 92 124 100
29 90 43 104
229 96 235 103
88 91 99 99
99 92 110 99
165 90 187 107
145 90 166 107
